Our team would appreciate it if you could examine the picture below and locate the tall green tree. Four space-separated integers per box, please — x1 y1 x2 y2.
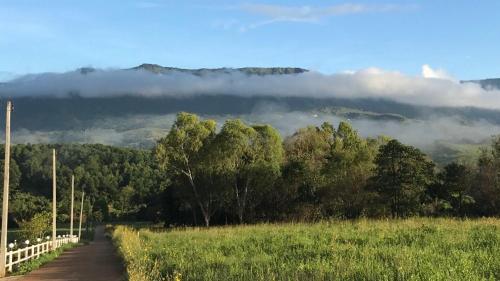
473 138 500 216
155 112 218 226
283 123 333 220
213 120 283 223
372 139 435 217
432 163 475 216
320 122 379 218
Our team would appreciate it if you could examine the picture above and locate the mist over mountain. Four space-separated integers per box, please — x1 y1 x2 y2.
462 78 500 90
1 64 500 164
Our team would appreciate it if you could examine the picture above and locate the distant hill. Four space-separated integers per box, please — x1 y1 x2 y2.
4 95 500 132
462 78 500 90
2 64 500 129
2 64 500 130
129 63 309 76
0 64 499 164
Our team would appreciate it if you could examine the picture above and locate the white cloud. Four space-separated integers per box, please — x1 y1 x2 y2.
2 66 500 109
243 3 406 20
422 64 455 81
6 112 497 150
237 3 417 30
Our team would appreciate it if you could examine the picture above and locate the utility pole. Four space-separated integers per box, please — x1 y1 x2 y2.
52 149 56 250
0 101 12 277
70 175 74 239
78 192 84 240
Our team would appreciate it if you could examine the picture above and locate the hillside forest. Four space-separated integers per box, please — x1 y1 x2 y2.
2 112 500 227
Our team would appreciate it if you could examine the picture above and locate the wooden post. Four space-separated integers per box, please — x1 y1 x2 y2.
51 149 56 250
78 192 84 240
0 101 12 277
70 175 74 238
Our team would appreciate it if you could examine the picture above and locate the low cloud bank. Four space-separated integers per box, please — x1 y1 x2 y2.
5 112 497 151
1 65 500 109
240 112 497 147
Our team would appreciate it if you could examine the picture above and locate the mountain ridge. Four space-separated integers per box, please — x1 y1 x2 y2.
462 78 500 90
130 63 309 76
73 63 309 76
0 65 498 164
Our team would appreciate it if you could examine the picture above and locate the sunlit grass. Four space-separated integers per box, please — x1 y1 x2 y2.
113 218 500 281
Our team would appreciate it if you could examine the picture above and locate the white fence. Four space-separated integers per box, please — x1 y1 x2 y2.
5 236 79 272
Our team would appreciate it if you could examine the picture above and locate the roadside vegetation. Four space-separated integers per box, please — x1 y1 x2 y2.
13 242 80 275
113 218 500 281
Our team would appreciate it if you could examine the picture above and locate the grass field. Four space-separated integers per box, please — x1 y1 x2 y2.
112 218 500 281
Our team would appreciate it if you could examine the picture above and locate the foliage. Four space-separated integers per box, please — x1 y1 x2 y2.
3 112 500 227
212 120 284 223
320 122 380 218
18 211 51 242
371 140 435 217
155 112 218 226
113 218 500 281
283 123 333 206
428 163 475 216
10 192 50 223
4 143 161 227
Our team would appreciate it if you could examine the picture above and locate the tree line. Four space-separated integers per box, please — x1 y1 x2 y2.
2 112 500 227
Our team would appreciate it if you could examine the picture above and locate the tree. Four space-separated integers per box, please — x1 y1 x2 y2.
372 139 435 217
432 162 475 216
473 139 500 216
155 112 219 227
10 193 50 225
213 120 284 223
320 122 379 218
285 123 333 200
283 123 333 220
0 157 21 195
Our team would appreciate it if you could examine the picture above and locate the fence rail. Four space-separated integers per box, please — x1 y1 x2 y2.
4 236 79 272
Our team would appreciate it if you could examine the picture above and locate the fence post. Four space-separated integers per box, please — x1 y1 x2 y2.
7 252 11 272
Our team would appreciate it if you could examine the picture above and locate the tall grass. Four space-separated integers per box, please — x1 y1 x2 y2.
113 218 500 281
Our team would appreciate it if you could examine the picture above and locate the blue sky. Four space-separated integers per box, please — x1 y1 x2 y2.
1 0 499 80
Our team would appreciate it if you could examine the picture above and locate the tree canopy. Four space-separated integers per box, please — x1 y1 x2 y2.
3 112 500 227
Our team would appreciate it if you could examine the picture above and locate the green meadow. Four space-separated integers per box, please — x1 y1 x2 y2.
112 218 500 281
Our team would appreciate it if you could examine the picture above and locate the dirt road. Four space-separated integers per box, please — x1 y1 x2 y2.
15 226 124 281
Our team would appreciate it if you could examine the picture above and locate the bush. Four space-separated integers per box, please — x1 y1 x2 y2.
18 211 51 242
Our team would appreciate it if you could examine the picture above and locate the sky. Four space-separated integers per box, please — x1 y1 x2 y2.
1 0 500 81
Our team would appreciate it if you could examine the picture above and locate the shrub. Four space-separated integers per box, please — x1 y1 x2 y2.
18 211 51 242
